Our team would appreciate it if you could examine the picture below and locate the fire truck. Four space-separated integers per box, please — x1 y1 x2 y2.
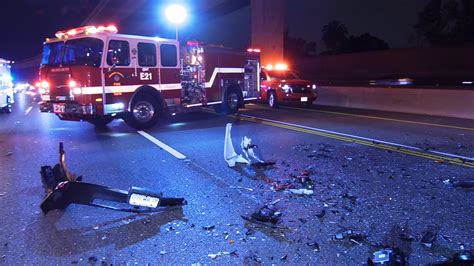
39 25 260 129
0 58 14 113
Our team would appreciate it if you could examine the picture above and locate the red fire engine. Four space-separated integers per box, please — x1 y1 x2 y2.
39 25 261 129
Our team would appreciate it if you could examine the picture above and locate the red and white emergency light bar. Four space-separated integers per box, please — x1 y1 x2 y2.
54 25 118 39
264 63 288 71
247 48 261 53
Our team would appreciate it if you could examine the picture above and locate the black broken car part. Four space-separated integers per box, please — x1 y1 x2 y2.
40 143 186 214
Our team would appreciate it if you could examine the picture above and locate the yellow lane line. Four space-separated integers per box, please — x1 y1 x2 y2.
280 106 474 131
231 114 474 168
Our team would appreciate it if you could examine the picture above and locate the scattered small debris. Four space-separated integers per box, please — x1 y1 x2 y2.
244 253 262 264
315 209 326 218
341 192 358 204
208 251 233 260
367 248 406 266
307 242 320 252
280 254 288 261
88 256 98 263
293 144 312 152
208 253 220 259
432 250 474 265
420 226 439 248
250 205 282 224
334 229 367 243
230 186 254 192
203 225 215 231
5 152 12 157
160 251 167 255
242 201 285 229
252 161 276 168
288 188 314 195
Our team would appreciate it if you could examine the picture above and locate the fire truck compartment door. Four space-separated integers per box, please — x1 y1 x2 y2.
244 60 260 98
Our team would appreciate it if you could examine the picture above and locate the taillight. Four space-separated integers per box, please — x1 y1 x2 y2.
41 81 50 89
39 81 50 94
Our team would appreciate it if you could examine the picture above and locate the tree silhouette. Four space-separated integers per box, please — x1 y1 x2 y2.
284 29 317 58
322 20 348 53
340 33 389 53
415 0 474 45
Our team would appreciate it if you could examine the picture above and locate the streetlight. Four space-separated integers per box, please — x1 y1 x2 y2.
165 4 187 40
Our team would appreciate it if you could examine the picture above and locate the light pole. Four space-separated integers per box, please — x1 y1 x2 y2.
165 4 187 41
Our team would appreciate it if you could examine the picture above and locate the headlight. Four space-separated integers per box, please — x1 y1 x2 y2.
282 84 292 93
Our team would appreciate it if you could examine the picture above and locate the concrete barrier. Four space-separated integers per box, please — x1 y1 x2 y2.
315 86 474 120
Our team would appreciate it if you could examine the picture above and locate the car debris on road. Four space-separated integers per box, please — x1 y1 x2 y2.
224 123 275 167
224 123 249 167
367 248 406 266
39 143 186 214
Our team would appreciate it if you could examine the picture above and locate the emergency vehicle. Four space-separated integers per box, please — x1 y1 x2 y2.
0 58 14 113
39 25 261 129
259 64 317 108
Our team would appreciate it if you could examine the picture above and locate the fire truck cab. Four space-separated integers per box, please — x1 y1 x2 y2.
39 25 260 129
0 58 14 113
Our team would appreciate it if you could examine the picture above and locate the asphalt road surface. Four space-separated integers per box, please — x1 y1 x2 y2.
0 92 473 265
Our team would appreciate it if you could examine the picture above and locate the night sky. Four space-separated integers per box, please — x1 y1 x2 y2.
0 0 429 81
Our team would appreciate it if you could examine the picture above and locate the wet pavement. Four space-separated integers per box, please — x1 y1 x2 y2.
0 92 473 264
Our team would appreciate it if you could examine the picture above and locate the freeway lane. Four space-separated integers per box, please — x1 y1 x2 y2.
243 104 474 159
0 93 473 264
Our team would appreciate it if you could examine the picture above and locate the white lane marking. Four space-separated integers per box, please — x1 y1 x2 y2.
25 106 33 115
429 150 474 161
238 114 474 162
137 131 187 160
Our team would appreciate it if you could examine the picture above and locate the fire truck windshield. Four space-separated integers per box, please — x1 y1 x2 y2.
41 38 104 67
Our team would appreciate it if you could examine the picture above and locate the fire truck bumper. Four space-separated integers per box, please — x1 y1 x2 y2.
40 101 96 116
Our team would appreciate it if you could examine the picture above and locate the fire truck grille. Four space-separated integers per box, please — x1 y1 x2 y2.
291 86 308 94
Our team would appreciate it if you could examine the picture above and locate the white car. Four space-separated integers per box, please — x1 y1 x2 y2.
0 58 14 113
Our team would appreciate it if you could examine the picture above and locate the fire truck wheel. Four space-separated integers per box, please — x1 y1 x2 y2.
125 93 160 129
3 96 12 113
221 91 239 115
87 116 114 127
2 105 12 113
268 91 279 108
